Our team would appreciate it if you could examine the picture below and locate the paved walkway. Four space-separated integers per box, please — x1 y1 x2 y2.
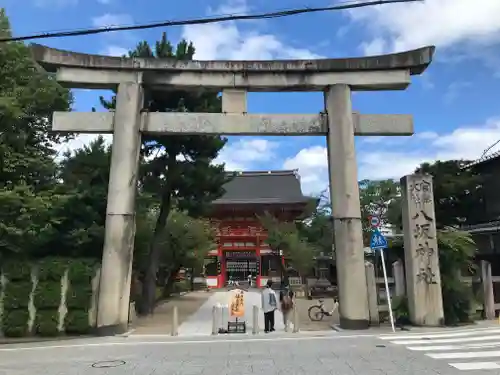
177 289 293 336
133 291 212 335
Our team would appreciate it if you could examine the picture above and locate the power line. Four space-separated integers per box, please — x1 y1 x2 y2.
1 0 422 43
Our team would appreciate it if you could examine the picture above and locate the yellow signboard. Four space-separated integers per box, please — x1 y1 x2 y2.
230 289 245 317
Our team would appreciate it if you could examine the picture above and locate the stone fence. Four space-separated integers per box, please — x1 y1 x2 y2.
365 259 500 325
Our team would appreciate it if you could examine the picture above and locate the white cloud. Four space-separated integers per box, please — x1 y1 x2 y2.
181 0 321 60
92 13 133 28
211 0 249 16
283 146 328 195
53 134 112 160
214 138 279 170
360 38 386 56
283 118 500 194
100 45 129 56
347 0 500 58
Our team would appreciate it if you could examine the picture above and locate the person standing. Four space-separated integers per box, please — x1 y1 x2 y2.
280 286 294 331
261 280 277 333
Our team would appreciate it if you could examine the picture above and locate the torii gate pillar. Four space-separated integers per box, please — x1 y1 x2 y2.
326 84 369 328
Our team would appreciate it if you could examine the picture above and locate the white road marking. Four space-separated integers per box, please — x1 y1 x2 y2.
390 334 500 345
408 342 500 351
379 328 500 340
0 333 375 352
450 362 500 370
428 350 500 359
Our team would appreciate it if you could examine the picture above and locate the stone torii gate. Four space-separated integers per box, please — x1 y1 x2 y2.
31 44 435 335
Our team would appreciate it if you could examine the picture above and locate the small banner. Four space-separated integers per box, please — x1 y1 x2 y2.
229 289 245 317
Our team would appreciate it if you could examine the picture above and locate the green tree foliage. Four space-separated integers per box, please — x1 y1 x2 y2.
0 8 71 261
438 229 477 325
157 210 216 294
415 160 484 228
46 137 111 259
358 179 400 245
99 33 230 314
390 229 478 325
296 192 334 256
0 185 61 259
387 160 484 230
0 9 71 191
259 212 316 276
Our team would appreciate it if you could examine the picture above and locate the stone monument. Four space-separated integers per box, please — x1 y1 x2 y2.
401 174 444 326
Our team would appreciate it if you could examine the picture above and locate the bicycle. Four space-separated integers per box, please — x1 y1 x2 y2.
308 298 339 321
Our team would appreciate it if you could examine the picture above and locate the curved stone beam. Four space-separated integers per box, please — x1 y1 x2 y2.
30 44 434 75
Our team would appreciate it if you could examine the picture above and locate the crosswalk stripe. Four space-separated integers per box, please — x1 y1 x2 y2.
428 350 500 359
408 342 500 351
380 328 500 371
379 328 500 340
390 334 500 345
450 362 500 370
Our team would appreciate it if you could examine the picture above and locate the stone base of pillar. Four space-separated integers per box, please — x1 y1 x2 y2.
95 323 129 336
339 317 370 330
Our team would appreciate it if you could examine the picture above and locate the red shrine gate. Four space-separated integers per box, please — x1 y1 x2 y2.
203 170 314 288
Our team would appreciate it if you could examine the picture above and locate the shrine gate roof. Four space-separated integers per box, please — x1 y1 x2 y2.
212 170 312 205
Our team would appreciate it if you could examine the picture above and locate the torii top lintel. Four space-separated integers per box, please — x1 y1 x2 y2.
30 44 434 75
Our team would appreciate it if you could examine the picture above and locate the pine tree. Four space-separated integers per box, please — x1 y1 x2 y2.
100 32 231 314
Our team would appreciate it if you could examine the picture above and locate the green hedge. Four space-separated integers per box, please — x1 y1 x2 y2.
3 282 32 310
65 310 91 334
66 283 93 310
34 281 62 309
34 309 60 337
1 261 33 337
1 257 98 337
37 258 67 282
2 261 31 282
65 259 96 334
33 258 68 336
2 310 30 337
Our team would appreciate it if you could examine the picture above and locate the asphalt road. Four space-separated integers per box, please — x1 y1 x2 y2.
0 328 499 374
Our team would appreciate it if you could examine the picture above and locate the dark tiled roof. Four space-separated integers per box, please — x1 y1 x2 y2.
461 220 500 233
463 150 500 169
213 170 311 205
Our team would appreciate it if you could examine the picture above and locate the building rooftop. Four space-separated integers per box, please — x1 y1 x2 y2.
463 150 500 169
213 170 313 205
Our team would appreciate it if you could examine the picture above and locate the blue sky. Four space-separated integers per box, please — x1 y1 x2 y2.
4 0 500 195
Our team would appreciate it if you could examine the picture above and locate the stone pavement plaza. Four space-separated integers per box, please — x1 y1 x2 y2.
173 290 292 336
2 327 500 375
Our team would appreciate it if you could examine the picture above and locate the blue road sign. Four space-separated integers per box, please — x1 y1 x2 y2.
370 229 388 250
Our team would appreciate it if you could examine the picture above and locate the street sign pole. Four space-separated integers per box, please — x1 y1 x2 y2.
379 248 395 333
369 227 394 333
